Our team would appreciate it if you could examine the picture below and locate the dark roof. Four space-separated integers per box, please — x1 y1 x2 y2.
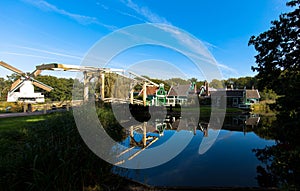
138 86 158 96
168 84 191 96
210 90 244 97
226 90 244 97
246 90 260 99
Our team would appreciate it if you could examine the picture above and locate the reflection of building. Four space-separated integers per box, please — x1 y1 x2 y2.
245 115 260 127
222 114 260 132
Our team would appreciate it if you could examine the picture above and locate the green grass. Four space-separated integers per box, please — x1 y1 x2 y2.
0 115 48 132
0 112 126 191
0 107 140 190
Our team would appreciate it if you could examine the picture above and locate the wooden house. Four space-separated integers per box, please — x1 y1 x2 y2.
138 83 167 106
166 83 197 106
210 88 260 109
155 84 167 106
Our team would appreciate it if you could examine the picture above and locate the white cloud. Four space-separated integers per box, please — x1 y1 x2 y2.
115 9 147 23
215 62 239 75
120 0 236 77
0 51 56 60
13 45 82 60
122 0 171 24
22 0 117 30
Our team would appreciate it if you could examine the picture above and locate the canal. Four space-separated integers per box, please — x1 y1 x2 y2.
114 113 279 188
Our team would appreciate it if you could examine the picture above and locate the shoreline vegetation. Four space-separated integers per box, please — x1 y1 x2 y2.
0 111 127 191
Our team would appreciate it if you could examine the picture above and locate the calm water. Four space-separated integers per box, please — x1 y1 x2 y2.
114 113 276 188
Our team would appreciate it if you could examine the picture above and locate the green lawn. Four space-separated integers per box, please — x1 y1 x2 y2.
0 115 48 132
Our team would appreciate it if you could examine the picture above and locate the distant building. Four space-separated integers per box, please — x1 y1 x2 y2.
166 83 197 106
155 84 167 106
135 81 260 108
210 89 260 109
138 86 158 106
138 83 167 106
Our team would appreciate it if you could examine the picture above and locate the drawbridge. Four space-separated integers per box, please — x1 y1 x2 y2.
36 63 159 106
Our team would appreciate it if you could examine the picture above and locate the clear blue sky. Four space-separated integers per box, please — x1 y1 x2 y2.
0 0 291 80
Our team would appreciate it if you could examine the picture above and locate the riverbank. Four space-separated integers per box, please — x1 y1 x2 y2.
0 112 125 190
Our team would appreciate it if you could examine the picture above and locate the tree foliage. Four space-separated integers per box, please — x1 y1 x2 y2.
249 1 300 189
35 75 74 101
209 79 225 89
248 0 300 113
165 78 190 86
224 77 257 89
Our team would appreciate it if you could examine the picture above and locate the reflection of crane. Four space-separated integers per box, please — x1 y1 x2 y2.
0 61 53 104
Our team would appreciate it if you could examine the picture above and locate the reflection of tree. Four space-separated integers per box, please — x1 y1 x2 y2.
253 114 300 189
252 115 277 140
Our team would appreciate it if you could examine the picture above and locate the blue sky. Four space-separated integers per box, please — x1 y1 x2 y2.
0 0 291 80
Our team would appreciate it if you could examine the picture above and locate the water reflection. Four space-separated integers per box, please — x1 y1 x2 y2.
114 112 279 188
251 113 300 189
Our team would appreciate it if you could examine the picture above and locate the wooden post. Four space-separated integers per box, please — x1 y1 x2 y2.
101 73 105 100
143 82 147 106
83 72 89 102
23 102 27 113
130 89 134 104
130 126 134 137
43 104 47 114
143 122 147 147
129 125 134 147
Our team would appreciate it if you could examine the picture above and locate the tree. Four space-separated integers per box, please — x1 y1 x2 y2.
224 77 258 89
249 2 300 189
209 79 224 89
35 75 74 101
189 77 197 83
165 78 189 86
248 0 300 114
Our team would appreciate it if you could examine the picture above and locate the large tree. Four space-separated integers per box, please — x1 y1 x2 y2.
248 0 300 114
35 75 74 101
249 1 300 188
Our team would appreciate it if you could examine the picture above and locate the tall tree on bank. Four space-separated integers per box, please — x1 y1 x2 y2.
248 0 300 115
249 1 300 188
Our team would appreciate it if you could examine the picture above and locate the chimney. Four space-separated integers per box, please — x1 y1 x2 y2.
205 81 209 96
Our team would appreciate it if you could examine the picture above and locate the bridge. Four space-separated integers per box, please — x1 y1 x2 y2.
36 63 159 106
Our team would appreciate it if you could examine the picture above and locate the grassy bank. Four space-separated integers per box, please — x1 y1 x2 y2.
251 100 276 115
0 112 127 191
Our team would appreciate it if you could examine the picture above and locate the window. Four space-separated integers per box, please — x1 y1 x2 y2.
233 98 238 106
